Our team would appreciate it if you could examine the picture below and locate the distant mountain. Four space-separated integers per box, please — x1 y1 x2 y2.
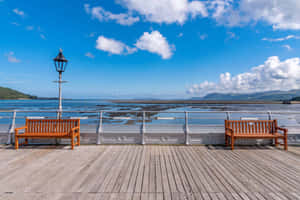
291 96 300 101
0 87 37 100
194 90 300 101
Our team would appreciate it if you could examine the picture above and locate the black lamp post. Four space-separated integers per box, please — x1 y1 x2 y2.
53 49 68 118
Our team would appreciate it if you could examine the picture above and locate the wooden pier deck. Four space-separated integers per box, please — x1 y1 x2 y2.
0 145 300 200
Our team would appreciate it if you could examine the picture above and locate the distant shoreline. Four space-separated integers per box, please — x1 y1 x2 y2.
111 99 300 104
2 99 300 104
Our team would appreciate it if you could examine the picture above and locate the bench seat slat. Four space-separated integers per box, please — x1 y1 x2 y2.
230 133 284 138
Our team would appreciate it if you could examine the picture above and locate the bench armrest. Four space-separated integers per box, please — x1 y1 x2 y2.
276 126 288 135
70 126 80 135
15 126 27 135
71 126 80 131
225 127 234 135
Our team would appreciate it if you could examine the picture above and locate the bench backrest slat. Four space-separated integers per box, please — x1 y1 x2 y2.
225 120 277 135
25 119 80 135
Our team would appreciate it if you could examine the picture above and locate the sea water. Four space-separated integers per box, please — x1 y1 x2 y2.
0 99 300 127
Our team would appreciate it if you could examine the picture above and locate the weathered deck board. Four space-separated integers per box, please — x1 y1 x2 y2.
0 144 300 200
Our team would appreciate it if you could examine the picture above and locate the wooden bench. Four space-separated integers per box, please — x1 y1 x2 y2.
15 119 80 150
225 120 288 150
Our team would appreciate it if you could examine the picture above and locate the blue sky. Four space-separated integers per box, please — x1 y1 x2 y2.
1 0 300 99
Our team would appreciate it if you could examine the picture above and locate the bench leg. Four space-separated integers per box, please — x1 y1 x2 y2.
71 136 74 150
15 136 19 150
231 137 235 150
284 136 288 151
274 137 278 147
225 135 228 146
77 135 80 146
25 138 28 145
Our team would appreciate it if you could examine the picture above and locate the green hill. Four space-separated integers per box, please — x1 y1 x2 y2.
0 87 37 100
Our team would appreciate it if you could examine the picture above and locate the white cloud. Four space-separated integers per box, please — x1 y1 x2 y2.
5 52 21 63
89 32 96 38
13 8 25 17
11 22 20 26
117 0 207 24
226 31 237 40
188 56 300 96
96 36 137 55
84 4 139 26
214 0 300 30
177 33 183 38
85 52 95 58
40 34 46 40
135 31 173 59
282 45 292 51
95 31 173 59
210 0 233 19
26 26 34 31
199 34 208 40
262 35 300 42
83 0 300 30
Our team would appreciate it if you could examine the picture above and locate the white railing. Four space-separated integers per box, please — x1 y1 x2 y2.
1 110 300 145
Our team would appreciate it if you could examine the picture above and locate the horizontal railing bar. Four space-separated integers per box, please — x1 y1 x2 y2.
2 110 300 114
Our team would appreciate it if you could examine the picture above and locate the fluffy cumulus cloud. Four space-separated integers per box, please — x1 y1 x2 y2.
135 31 173 59
96 36 137 55
188 56 300 96
84 4 139 25
84 0 300 30
12 8 25 17
117 0 208 24
95 31 173 59
5 52 20 63
213 0 300 30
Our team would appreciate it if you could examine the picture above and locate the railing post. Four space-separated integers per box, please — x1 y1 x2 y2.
96 112 103 145
56 110 60 119
141 111 146 145
226 112 230 120
7 111 16 145
267 111 272 120
55 110 61 144
185 111 190 145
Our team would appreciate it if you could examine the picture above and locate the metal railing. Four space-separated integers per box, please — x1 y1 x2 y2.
1 110 300 145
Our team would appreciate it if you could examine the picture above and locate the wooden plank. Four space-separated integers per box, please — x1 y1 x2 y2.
134 146 146 193
162 146 177 193
233 150 298 193
201 149 249 194
182 147 215 193
141 145 150 193
174 146 199 193
119 146 139 192
190 146 222 193
158 146 171 194
74 146 122 192
168 146 187 193
103 146 131 192
155 145 163 193
149 146 156 193
113 146 139 192
126 146 143 193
